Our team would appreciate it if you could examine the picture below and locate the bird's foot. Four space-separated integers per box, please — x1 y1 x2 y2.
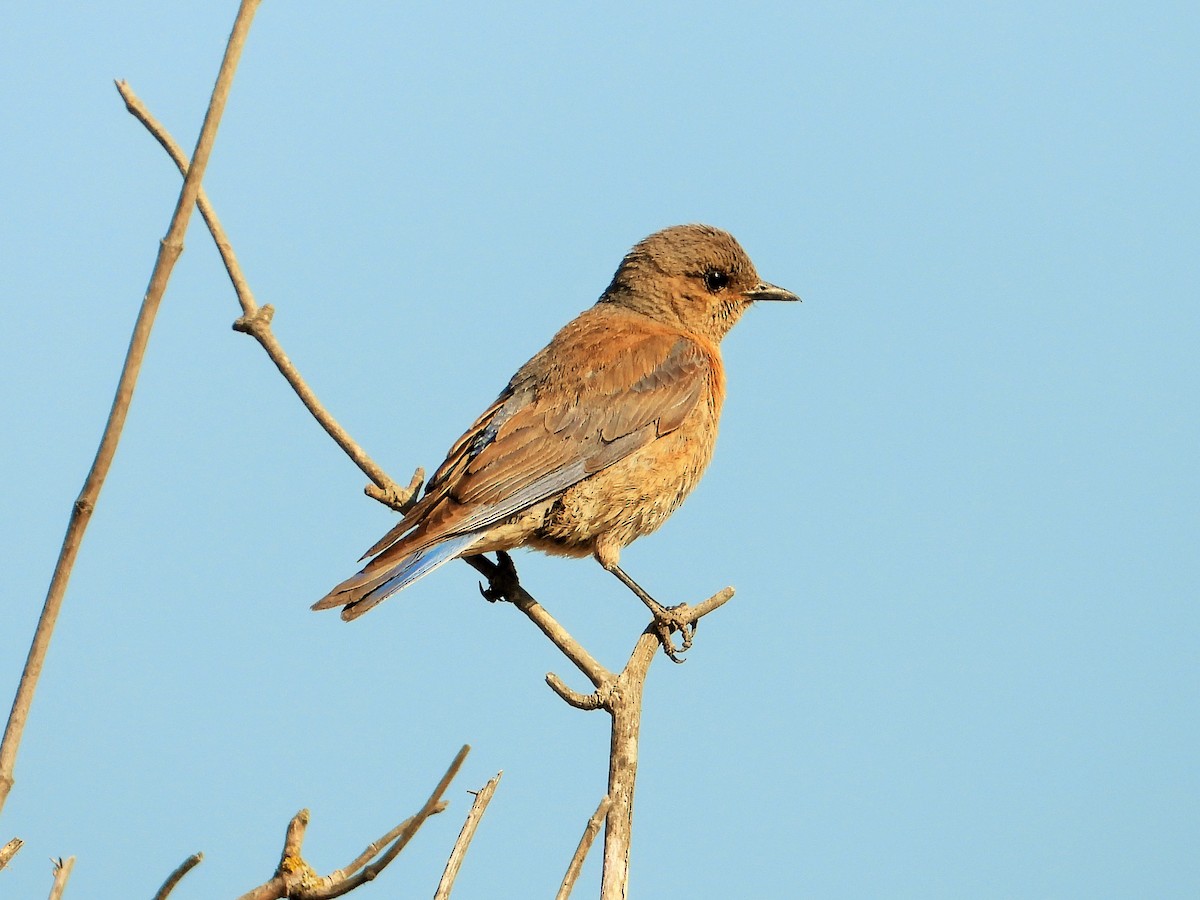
603 563 700 661
650 603 696 664
477 550 521 602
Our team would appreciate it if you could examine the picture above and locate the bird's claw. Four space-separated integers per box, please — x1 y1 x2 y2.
478 550 520 602
651 603 696 663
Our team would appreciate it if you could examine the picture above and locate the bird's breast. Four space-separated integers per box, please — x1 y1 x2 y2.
530 370 723 555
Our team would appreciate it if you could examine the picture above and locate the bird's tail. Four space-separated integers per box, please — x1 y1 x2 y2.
312 531 480 621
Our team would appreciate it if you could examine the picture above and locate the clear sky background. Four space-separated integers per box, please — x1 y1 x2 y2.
2 3 1196 898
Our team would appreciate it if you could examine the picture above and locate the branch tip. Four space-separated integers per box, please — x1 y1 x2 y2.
0 837 22 873
153 851 203 900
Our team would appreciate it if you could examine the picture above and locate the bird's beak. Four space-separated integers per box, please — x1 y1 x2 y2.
743 280 801 303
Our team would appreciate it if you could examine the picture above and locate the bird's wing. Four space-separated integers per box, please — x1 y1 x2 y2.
368 329 711 558
443 331 709 531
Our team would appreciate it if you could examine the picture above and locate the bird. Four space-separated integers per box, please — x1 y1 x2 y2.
314 224 798 636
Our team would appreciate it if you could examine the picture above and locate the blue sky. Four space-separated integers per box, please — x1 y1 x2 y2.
1 2 1196 897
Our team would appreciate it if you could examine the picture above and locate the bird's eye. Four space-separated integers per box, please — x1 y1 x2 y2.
702 269 730 293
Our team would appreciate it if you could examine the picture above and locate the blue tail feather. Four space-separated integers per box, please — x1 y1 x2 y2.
343 532 480 619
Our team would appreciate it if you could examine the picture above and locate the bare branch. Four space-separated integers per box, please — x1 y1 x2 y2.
433 772 502 899
280 809 310 869
600 587 736 898
0 837 22 872
48 856 75 900
0 0 261 819
153 852 203 900
556 796 611 900
600 672 644 900
113 81 420 513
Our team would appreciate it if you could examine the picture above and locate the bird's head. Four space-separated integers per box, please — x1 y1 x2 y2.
600 224 799 341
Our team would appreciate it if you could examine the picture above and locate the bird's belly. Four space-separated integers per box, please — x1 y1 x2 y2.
530 423 716 556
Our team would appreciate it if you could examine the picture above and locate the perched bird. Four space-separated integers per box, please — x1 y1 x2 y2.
314 224 798 627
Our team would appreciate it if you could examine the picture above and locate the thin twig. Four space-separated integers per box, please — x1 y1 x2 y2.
0 837 22 872
433 772 503 899
48 856 75 900
556 796 611 900
113 80 420 513
0 0 261 819
153 852 203 900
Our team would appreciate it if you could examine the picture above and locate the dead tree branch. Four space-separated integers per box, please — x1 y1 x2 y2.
433 772 502 899
0 0 261 819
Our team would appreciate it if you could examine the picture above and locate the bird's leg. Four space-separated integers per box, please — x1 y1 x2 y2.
476 550 521 602
607 564 695 663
